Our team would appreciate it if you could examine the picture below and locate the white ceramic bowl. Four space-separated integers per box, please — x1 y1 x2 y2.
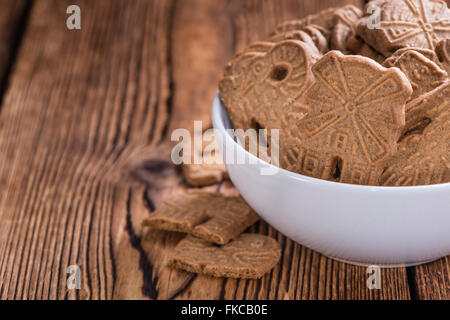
212 92 450 267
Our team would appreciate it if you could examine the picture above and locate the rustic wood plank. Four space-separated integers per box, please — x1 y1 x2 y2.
411 258 450 300
0 0 174 299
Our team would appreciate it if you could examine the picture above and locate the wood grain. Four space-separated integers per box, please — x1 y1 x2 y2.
0 0 29 104
0 0 175 299
0 0 447 300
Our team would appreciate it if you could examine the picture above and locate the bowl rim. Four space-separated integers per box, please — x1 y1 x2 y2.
212 91 450 192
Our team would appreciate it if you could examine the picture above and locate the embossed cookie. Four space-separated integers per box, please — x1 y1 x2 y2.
346 34 385 63
142 192 259 245
384 47 442 67
383 49 447 100
405 81 450 133
272 7 337 35
168 234 281 279
356 0 450 57
382 82 450 186
269 24 329 54
436 38 450 74
380 115 450 186
331 5 363 52
219 40 320 167
293 51 412 185
182 130 229 187
272 26 329 53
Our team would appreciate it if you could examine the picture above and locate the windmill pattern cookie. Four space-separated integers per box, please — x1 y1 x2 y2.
219 40 320 167
383 49 447 100
436 38 450 74
294 51 412 185
168 234 281 279
218 3 450 186
142 192 259 245
357 0 450 57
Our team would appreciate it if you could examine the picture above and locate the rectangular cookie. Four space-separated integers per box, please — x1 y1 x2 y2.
142 192 259 245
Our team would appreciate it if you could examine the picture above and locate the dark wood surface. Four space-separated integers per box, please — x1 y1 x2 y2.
0 0 448 300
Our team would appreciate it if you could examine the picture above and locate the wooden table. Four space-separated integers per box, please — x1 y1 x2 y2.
0 0 449 300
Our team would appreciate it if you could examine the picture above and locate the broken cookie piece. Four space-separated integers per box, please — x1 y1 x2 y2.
182 130 229 187
142 192 259 245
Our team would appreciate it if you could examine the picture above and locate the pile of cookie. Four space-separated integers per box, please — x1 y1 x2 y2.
142 191 281 279
139 127 281 279
220 0 450 186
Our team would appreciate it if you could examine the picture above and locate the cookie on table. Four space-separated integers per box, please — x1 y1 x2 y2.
219 40 320 167
380 86 450 186
331 5 363 52
436 38 450 74
142 191 259 245
383 49 447 100
168 234 281 279
294 51 412 185
356 0 450 57
182 130 229 187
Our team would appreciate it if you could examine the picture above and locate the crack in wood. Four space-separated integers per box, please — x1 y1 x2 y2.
126 188 158 299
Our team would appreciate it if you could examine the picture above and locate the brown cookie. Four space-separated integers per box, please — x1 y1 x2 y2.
436 38 450 74
272 7 337 35
303 24 331 54
383 49 447 100
384 47 442 67
346 34 385 63
168 234 281 279
293 51 412 185
331 5 363 52
356 0 450 57
142 192 259 245
405 80 450 132
219 40 320 167
269 24 329 54
380 95 450 186
182 130 229 187
269 30 322 55
357 43 386 64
